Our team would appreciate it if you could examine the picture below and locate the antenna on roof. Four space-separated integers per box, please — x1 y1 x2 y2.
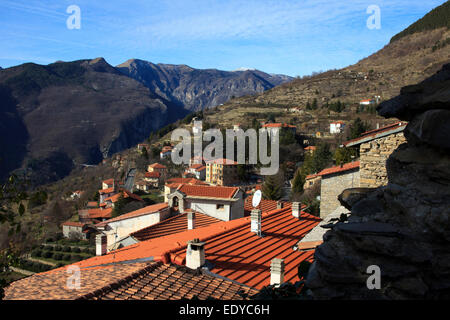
252 190 262 209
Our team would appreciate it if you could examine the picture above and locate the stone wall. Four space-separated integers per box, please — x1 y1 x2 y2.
319 169 360 219
359 132 406 187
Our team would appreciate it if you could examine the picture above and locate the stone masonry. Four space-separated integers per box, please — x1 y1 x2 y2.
319 169 360 219
359 132 406 187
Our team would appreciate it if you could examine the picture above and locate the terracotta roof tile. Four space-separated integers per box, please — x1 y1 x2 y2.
145 171 161 178
343 121 407 147
148 163 167 169
262 123 296 128
244 196 292 215
316 161 360 177
166 177 206 185
99 187 115 194
4 262 257 300
177 184 239 199
131 212 221 241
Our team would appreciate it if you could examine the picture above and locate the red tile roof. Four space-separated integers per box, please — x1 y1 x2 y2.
145 171 161 178
343 121 407 147
262 123 296 128
316 161 360 177
304 146 316 151
244 196 292 215
99 187 115 194
104 189 143 203
148 163 167 169
131 212 221 241
45 206 320 290
177 184 239 199
61 221 86 227
4 262 257 300
102 179 114 185
95 203 169 227
87 201 98 207
86 207 113 219
169 207 321 289
305 173 320 180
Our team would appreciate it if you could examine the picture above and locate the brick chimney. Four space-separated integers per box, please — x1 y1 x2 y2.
187 211 195 230
277 201 283 209
95 233 107 256
250 209 262 236
270 258 285 286
292 202 301 219
186 238 205 270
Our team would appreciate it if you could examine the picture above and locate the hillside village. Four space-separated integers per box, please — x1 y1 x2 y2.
0 1 449 302
2 108 411 299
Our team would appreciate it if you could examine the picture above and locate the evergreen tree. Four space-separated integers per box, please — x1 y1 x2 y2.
112 193 126 218
291 169 304 194
262 174 283 200
334 147 358 165
348 117 370 140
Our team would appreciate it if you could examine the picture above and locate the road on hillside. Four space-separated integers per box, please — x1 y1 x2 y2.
124 168 136 191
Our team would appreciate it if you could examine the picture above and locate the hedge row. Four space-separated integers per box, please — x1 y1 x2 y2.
32 250 85 262
16 259 53 273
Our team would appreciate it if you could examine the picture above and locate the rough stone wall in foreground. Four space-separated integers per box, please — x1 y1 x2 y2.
359 132 406 188
306 63 450 299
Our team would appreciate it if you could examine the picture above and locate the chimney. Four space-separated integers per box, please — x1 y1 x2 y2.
186 238 205 270
270 258 285 286
250 209 262 236
187 211 195 230
277 201 283 209
292 202 301 219
95 233 107 256
376 123 380 129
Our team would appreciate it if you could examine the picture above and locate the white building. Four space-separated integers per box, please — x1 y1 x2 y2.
167 184 244 221
330 121 345 134
95 203 171 252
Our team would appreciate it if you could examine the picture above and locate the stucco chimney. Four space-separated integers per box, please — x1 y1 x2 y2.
270 258 285 286
186 238 205 270
292 202 301 219
250 209 262 236
187 211 195 230
277 201 283 209
95 233 107 256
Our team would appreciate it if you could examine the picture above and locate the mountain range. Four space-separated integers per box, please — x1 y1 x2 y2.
0 57 291 183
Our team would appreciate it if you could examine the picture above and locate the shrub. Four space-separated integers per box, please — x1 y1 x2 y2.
32 250 42 258
82 247 91 254
54 253 62 261
63 254 71 261
73 247 81 253
72 255 82 261
46 238 53 243
63 246 71 252
43 251 53 259
54 246 62 251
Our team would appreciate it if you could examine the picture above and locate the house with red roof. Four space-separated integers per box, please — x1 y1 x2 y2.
183 163 206 180
164 177 208 202
342 121 407 188
316 161 360 219
27 202 321 295
167 184 244 221
94 203 171 252
147 162 167 180
330 121 346 134
160 145 173 159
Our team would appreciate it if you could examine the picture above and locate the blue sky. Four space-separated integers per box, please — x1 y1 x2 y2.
0 0 446 76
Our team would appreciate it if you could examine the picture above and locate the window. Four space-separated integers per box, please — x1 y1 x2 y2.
216 204 224 210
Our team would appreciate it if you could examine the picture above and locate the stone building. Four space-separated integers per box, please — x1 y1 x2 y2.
343 122 407 188
317 161 360 219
